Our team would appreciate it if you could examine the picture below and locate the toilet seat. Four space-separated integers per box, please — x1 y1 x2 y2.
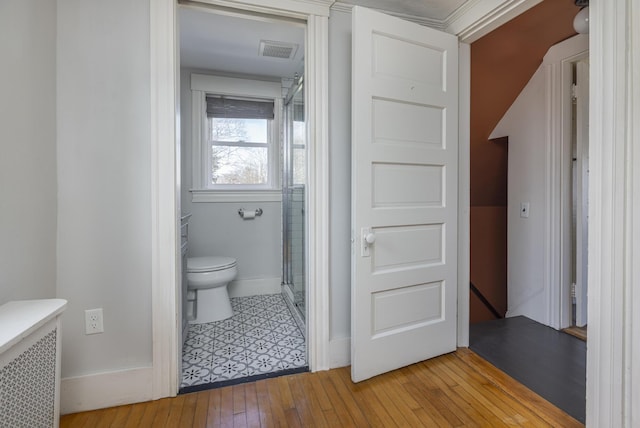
187 256 237 273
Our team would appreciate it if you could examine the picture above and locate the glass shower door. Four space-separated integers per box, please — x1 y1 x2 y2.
283 78 306 320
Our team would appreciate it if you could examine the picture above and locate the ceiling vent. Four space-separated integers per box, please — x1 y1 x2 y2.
259 40 298 60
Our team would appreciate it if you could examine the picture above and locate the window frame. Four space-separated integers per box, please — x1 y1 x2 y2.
205 115 276 190
190 74 282 199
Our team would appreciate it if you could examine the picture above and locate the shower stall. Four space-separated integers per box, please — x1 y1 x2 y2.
282 75 306 322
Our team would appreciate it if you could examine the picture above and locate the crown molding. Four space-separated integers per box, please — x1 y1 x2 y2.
331 0 541 40
330 2 353 14
330 1 445 29
446 0 542 42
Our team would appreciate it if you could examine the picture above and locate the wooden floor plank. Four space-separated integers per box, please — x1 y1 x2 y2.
424 358 511 428
405 363 468 426
121 402 145 428
232 384 246 415
369 375 425 427
335 366 392 427
219 386 234 428
205 387 222 428
232 411 248 428
277 375 295 410
307 372 333 411
150 397 172 427
243 381 260 428
318 370 360 426
402 381 448 427
283 407 303 428
136 398 161 427
191 390 210 428
254 379 274 427
288 373 325 427
265 376 288 426
165 393 186 427
59 349 584 428
374 371 438 427
178 392 198 427
59 412 82 428
94 406 119 428
108 405 132 427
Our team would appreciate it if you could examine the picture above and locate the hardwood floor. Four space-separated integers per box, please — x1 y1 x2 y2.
60 349 583 427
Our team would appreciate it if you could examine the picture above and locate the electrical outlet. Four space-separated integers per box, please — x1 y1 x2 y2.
85 308 104 335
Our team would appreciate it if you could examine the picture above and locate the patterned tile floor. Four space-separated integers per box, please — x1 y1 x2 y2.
180 294 307 390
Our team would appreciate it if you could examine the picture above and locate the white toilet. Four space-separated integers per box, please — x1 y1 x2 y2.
187 256 237 323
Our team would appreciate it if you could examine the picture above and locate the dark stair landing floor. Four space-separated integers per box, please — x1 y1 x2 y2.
470 316 586 424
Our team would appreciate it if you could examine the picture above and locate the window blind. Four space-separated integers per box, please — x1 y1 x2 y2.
206 95 274 120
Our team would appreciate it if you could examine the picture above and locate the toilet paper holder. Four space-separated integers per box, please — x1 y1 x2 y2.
238 208 263 219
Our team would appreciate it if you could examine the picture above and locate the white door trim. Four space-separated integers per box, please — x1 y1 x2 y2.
305 12 331 372
541 35 589 330
150 0 180 399
587 0 640 425
150 0 331 398
457 41 471 347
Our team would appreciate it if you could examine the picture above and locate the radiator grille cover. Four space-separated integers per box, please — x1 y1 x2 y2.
0 330 57 428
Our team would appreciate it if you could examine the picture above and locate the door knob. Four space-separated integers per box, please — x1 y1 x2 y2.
364 233 376 245
361 228 375 257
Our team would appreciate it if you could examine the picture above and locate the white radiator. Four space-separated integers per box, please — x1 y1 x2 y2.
0 299 67 428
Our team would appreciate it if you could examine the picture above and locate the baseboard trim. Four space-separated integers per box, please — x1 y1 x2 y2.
228 277 281 298
329 337 350 368
60 366 153 414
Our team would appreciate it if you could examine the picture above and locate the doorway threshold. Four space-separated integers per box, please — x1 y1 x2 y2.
562 325 587 341
179 366 309 394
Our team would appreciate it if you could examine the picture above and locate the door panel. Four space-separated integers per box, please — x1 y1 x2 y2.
351 6 458 382
372 163 443 207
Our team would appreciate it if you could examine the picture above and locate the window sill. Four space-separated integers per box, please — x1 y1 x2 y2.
191 189 282 203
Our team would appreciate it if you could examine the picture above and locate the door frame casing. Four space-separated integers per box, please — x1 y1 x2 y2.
586 0 640 425
542 35 589 330
150 0 332 398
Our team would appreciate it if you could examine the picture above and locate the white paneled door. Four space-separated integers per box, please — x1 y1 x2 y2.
351 6 459 382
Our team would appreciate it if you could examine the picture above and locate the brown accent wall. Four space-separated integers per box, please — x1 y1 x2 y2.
470 0 579 323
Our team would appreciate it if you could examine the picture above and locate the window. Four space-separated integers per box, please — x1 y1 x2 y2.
205 96 275 189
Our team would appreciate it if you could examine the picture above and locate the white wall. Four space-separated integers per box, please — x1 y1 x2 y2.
491 35 588 327
187 202 282 281
491 66 548 324
56 0 152 382
327 9 352 342
180 70 282 290
0 1 57 305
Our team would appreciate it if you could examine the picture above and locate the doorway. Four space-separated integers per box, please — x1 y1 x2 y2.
177 4 309 391
569 58 589 333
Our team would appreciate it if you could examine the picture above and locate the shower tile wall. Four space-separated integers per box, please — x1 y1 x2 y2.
290 186 305 315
